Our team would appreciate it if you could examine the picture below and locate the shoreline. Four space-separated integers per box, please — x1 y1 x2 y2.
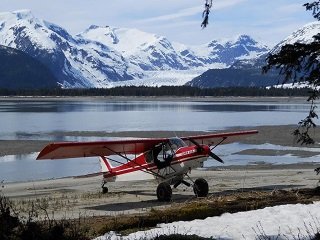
0 95 309 103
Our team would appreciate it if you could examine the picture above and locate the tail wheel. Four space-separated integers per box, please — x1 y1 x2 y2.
102 186 108 194
193 178 209 197
156 182 172 202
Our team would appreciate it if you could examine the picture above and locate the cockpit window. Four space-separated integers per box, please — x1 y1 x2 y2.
168 138 187 151
146 139 187 169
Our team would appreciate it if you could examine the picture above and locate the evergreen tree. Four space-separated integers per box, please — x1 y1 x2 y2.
263 1 320 144
201 0 213 28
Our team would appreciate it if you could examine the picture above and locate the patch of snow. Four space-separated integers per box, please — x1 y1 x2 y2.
267 82 318 89
97 202 320 240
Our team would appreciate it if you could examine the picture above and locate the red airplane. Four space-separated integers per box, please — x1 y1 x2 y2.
37 130 258 201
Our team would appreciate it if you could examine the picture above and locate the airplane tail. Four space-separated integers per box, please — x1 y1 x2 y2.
99 156 113 173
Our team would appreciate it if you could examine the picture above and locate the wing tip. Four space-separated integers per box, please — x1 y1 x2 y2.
36 143 59 160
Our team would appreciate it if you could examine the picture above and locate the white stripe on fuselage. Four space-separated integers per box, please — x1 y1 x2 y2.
104 156 207 183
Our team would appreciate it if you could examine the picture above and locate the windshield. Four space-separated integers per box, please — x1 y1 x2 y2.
168 137 187 151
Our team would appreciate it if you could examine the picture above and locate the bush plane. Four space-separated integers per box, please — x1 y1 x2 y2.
37 130 258 201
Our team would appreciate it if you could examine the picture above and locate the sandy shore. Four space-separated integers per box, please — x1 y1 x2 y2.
2 165 319 219
1 124 320 219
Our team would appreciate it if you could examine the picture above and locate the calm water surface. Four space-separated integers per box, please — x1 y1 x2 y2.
0 99 311 139
0 99 317 182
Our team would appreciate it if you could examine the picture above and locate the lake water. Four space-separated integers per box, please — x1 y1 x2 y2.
0 98 319 182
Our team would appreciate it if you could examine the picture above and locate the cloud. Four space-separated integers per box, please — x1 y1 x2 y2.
136 0 247 24
213 0 248 10
136 6 202 23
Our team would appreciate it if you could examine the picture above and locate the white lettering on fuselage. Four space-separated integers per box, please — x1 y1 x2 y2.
175 149 197 158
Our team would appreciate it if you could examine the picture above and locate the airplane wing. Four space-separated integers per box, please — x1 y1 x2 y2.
37 130 258 160
181 130 258 146
37 138 166 160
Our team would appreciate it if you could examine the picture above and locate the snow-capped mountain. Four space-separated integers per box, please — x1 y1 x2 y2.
0 10 270 88
186 21 320 88
175 35 268 68
80 25 269 71
79 26 188 71
0 10 142 88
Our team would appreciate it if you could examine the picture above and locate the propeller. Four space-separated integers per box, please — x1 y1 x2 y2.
208 151 224 163
187 138 224 163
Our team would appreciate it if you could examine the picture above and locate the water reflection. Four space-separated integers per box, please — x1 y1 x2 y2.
0 153 100 183
0 100 312 140
0 100 309 113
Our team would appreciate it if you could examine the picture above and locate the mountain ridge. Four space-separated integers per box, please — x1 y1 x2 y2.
0 10 269 88
186 21 320 88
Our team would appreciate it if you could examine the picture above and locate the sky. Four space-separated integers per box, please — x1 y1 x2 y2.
0 0 316 47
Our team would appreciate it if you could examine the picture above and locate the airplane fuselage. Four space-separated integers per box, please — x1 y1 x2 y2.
101 144 211 185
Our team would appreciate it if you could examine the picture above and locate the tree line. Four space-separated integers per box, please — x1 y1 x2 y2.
0 86 311 97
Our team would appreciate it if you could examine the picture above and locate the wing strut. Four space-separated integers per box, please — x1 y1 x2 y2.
210 137 227 150
102 146 166 179
104 156 164 179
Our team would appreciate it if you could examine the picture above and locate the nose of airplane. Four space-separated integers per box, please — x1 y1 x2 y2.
205 145 224 163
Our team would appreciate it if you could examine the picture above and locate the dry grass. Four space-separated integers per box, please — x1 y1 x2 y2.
84 188 320 236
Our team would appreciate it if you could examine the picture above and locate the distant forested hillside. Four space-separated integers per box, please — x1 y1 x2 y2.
0 45 58 89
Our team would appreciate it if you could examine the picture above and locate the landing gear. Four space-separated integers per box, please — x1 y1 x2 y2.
156 182 172 202
155 178 209 201
102 186 108 194
193 178 209 197
101 181 108 194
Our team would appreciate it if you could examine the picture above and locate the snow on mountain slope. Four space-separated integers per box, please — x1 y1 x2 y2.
80 26 189 71
173 35 269 67
80 25 159 56
271 21 320 54
0 10 56 50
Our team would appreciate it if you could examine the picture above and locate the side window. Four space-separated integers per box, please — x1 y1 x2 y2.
145 150 154 163
154 143 173 169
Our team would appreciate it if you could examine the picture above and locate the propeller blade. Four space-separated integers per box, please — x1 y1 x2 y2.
187 138 204 153
209 151 224 163
188 137 224 163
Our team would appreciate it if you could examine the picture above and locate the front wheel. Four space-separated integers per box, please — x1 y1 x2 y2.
157 182 172 202
193 178 209 197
